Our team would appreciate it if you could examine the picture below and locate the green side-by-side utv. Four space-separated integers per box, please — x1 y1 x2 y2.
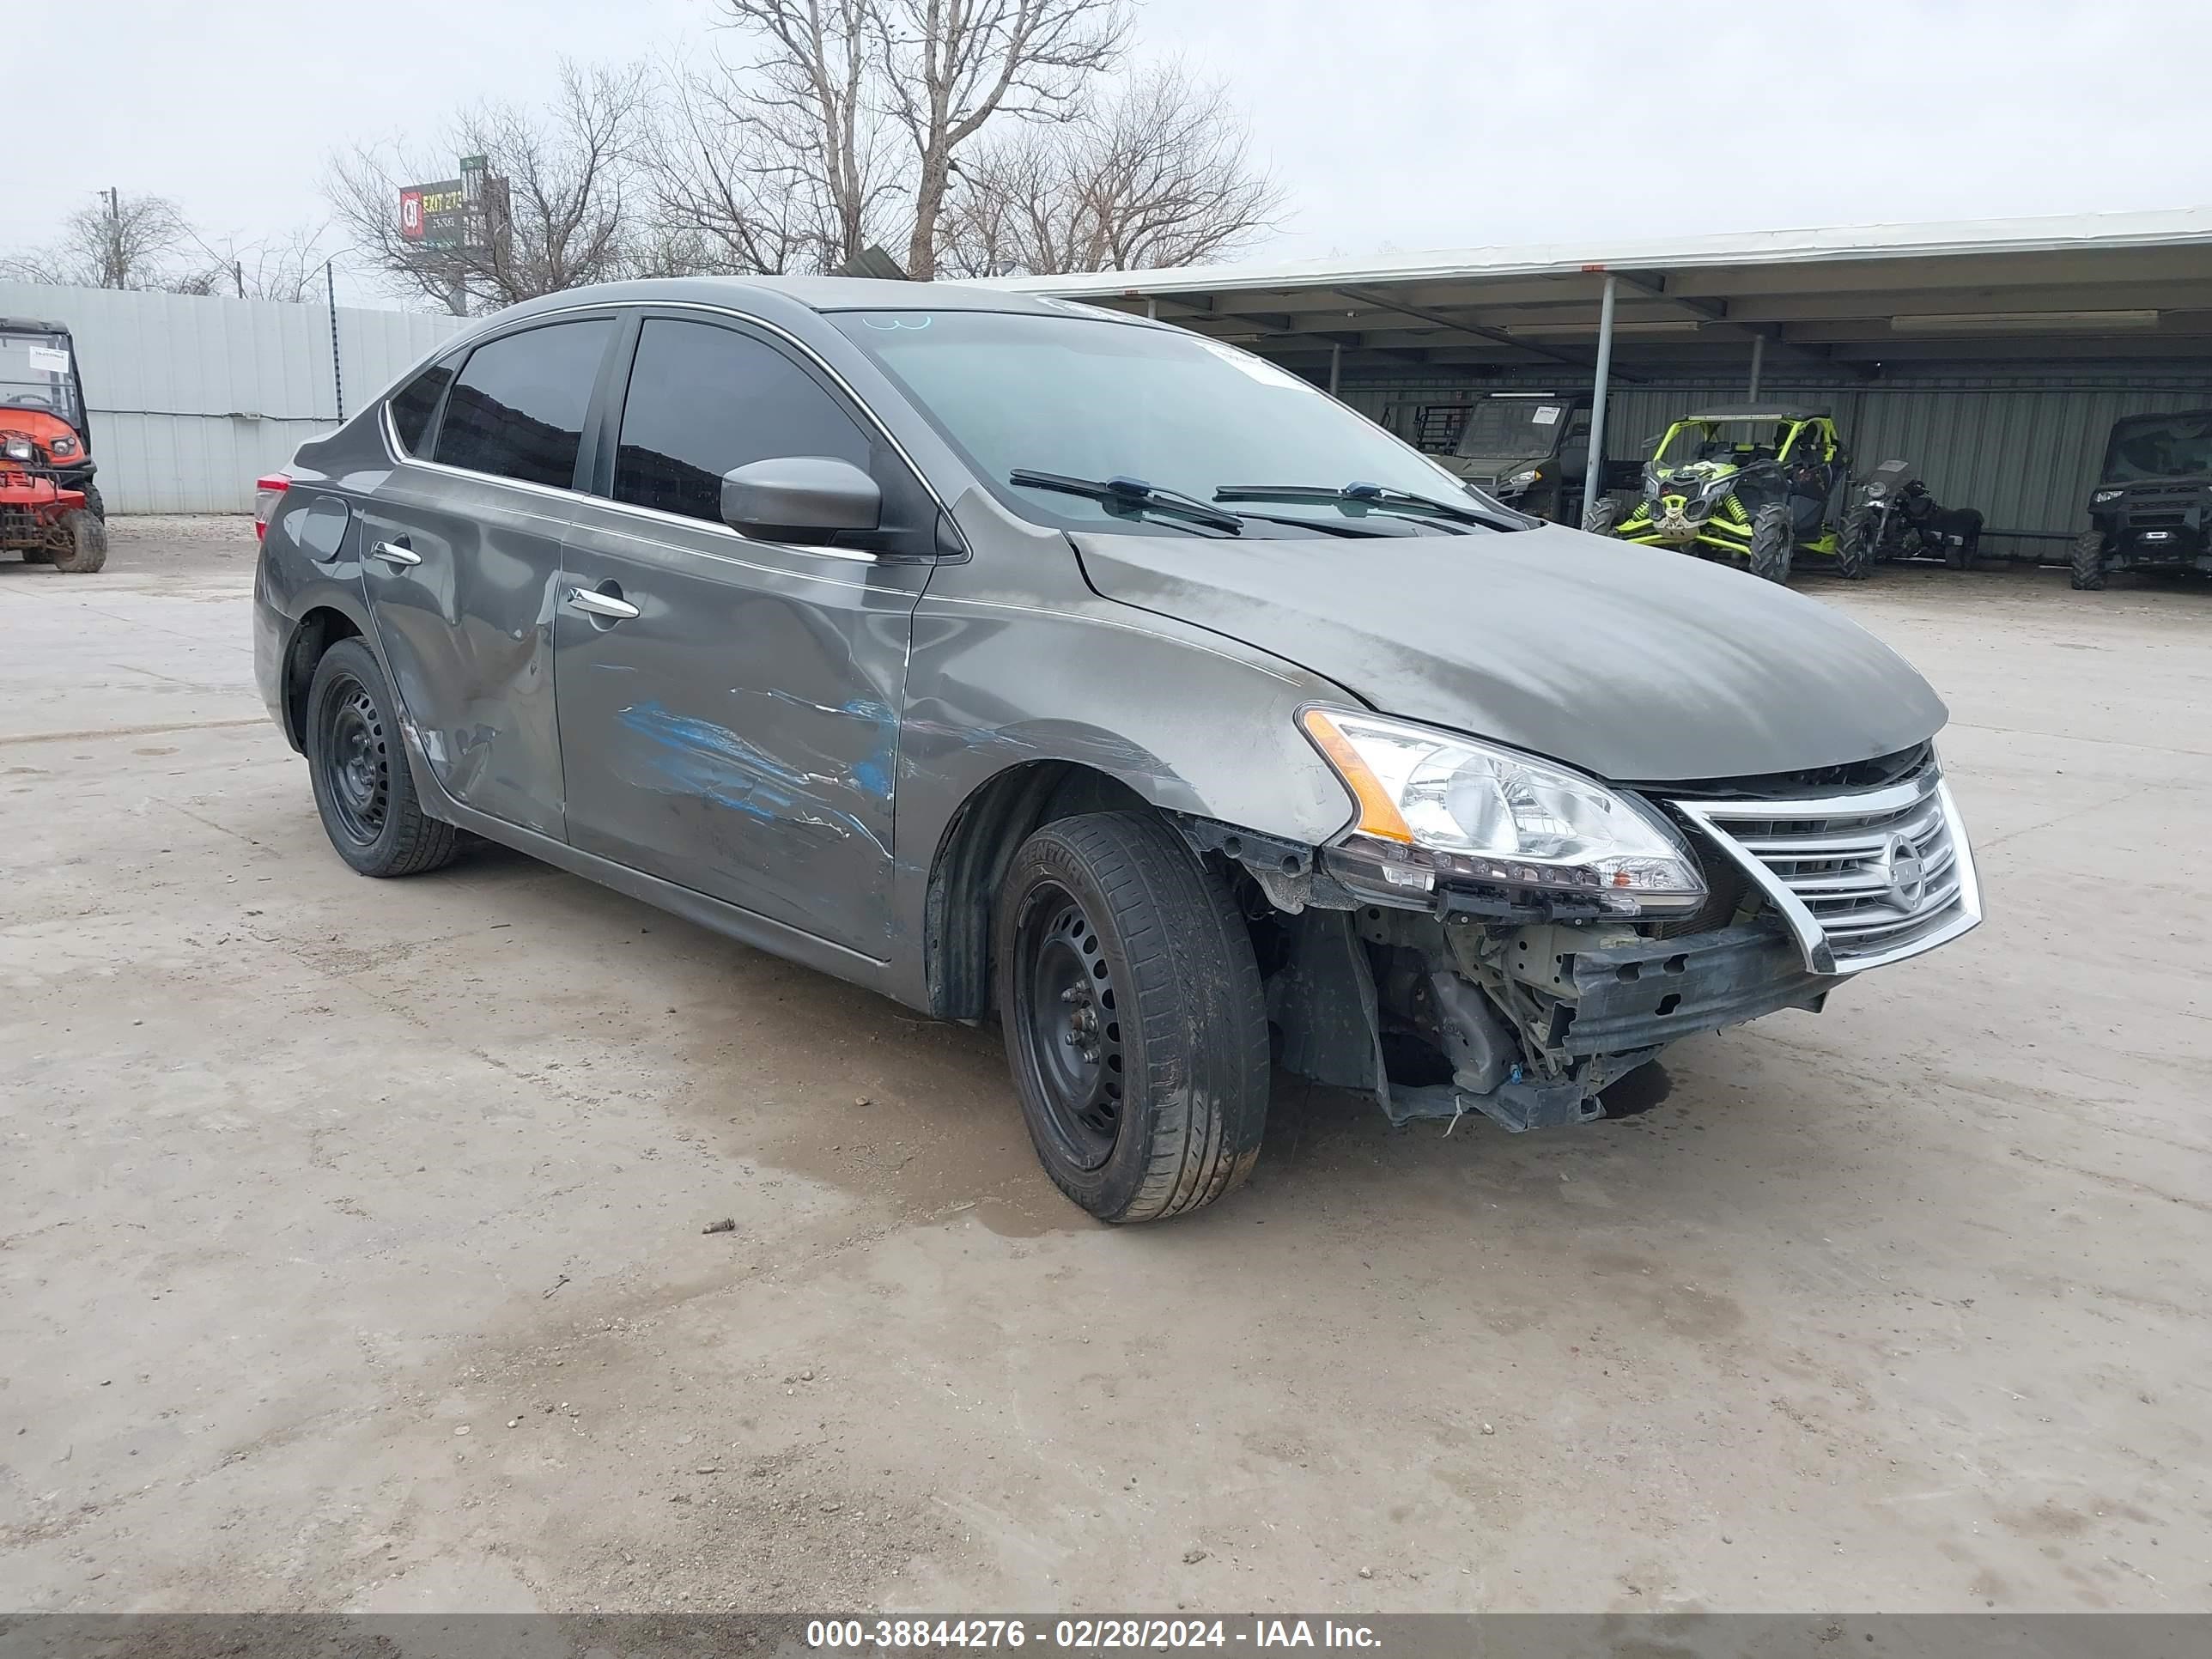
1584 404 1859 583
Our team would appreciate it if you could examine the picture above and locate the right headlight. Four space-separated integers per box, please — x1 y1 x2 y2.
1299 708 1708 915
2091 489 2123 506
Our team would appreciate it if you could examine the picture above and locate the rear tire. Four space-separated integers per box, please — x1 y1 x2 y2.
46 509 106 574
82 483 106 521
1943 509 1982 570
995 810 1269 1224
1582 495 1624 537
1835 503 1875 580
1748 502 1794 584
2069 529 2107 592
305 637 461 878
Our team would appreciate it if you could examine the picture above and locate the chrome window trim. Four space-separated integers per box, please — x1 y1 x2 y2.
568 492 879 564
375 297 954 562
1672 769 1983 977
559 501 877 592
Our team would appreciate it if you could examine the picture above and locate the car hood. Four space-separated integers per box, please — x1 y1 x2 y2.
1071 523 1948 784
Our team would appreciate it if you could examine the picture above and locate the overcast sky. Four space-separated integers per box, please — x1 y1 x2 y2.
13 0 2210 303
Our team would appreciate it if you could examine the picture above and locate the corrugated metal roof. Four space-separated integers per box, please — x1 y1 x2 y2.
984 208 2212 299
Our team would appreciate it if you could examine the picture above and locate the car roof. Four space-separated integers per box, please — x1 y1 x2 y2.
495 275 1146 325
1683 403 1831 422
0 317 70 337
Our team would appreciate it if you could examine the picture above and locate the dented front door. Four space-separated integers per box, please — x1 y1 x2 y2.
551 500 923 957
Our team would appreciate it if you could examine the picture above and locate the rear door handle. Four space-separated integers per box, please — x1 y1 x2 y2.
564 586 640 621
368 539 421 567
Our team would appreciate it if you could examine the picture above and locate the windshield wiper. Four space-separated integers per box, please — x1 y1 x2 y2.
1213 480 1513 532
1011 469 1243 536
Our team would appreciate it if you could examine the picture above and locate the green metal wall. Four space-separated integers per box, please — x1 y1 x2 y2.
1341 368 2212 551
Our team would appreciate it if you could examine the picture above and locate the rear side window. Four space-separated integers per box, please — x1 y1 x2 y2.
434 319 615 489
613 319 869 524
387 360 454 455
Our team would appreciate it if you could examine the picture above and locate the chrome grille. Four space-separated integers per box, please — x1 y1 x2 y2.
1670 764 1982 975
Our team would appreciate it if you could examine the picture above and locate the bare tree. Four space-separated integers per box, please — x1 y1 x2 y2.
701 0 1127 279
940 64 1282 277
325 61 649 313
871 0 1128 278
163 223 334 301
644 12 902 276
0 191 200 290
232 226 334 304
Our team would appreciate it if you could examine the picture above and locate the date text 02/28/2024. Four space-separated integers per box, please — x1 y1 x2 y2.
805 1620 1383 1650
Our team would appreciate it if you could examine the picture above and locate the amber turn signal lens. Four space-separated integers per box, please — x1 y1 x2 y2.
1299 708 1415 844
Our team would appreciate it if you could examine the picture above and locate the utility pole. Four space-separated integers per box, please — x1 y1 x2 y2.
105 186 122 288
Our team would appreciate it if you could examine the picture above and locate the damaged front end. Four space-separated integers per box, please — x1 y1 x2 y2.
1182 726 1980 1133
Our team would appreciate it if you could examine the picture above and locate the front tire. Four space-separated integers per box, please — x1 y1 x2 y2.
1835 503 1875 580
1583 495 1624 537
2069 529 2107 592
46 509 106 574
995 811 1268 1224
305 637 460 878
1748 502 1794 584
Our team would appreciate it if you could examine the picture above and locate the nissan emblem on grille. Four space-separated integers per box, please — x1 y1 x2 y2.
1880 834 1927 911
1669 763 1983 977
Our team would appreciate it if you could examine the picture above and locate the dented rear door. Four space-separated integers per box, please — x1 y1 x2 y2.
551 314 927 960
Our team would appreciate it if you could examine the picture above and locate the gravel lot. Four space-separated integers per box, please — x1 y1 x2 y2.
3 517 2208 1614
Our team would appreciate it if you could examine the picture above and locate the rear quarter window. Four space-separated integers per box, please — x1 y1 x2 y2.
387 361 455 455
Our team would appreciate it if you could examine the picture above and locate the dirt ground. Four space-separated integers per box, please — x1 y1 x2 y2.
2 517 2208 1616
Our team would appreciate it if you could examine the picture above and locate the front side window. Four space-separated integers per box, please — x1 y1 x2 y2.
612 319 871 523
387 358 455 455
830 308 1483 535
434 319 615 489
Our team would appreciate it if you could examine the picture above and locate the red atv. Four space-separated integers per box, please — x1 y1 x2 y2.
2 318 105 573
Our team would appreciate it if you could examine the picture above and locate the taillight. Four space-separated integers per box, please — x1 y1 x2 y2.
253 473 289 542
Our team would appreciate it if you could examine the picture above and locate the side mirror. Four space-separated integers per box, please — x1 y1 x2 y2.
720 456 881 542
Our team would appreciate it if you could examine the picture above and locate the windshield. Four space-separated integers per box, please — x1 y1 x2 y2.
829 308 1486 534
2102 411 2212 483
1454 398 1571 459
1655 419 1792 468
0 331 82 429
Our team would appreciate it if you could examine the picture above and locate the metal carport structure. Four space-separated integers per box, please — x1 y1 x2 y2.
990 209 2212 548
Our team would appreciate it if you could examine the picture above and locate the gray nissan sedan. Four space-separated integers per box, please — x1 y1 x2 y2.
252 276 1982 1223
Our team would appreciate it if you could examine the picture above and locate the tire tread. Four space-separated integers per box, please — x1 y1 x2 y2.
1002 811 1268 1224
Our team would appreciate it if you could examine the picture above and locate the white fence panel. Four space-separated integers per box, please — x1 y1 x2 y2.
0 280 467 513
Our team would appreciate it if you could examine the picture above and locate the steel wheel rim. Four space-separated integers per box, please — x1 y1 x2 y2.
1012 883 1124 1171
320 675 390 846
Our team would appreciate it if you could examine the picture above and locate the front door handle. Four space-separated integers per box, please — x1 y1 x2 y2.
565 586 640 621
368 540 422 567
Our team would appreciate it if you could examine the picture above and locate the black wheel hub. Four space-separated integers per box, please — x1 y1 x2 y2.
1013 886 1125 1170
321 677 390 846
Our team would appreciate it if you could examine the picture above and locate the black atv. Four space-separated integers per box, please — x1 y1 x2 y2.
2071 409 2212 591
1430 392 1595 525
1839 460 1984 571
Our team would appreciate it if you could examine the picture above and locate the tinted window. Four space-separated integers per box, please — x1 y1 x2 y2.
387 359 454 455
434 320 614 489
613 319 869 523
